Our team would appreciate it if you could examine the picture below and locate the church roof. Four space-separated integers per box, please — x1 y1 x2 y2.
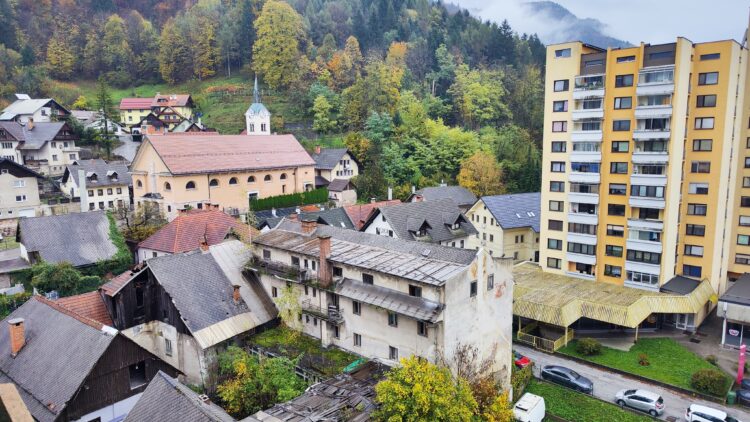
246 103 269 115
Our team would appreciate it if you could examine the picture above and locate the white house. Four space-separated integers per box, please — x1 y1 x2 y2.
0 158 43 219
310 147 361 188
245 76 271 136
0 94 71 123
0 121 80 176
61 159 131 211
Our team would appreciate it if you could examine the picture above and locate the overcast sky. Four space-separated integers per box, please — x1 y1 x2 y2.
456 0 749 45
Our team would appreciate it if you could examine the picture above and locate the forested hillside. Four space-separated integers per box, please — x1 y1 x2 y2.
0 0 545 197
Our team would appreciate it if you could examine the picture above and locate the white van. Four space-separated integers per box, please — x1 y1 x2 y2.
686 404 740 422
513 393 545 422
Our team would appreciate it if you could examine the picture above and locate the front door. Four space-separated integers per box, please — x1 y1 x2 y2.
675 313 695 331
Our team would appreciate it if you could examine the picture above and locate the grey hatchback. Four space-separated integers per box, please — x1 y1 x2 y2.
540 365 593 394
615 389 665 416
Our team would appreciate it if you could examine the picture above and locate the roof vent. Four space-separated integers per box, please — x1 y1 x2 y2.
198 394 210 404
422 249 431 257
527 212 535 217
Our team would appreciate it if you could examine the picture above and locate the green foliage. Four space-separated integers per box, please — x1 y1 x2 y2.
30 262 102 297
511 364 533 399
576 338 602 356
312 95 337 133
249 188 329 211
253 0 307 90
116 201 167 243
705 354 718 366
98 211 133 276
217 346 308 418
0 292 32 319
691 368 730 396
274 285 302 333
457 151 503 196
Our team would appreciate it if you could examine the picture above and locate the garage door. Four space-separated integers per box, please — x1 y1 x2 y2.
18 209 35 218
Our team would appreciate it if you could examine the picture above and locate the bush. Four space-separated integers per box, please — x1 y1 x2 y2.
576 338 602 356
249 188 329 211
705 355 718 366
691 368 728 396
511 363 533 399
638 353 649 366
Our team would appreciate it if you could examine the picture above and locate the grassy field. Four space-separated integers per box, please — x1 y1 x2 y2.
525 379 653 422
558 338 731 394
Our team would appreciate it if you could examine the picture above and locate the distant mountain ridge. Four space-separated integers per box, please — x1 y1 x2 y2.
523 1 631 48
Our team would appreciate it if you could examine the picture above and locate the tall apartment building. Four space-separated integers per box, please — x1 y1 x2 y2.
540 38 748 303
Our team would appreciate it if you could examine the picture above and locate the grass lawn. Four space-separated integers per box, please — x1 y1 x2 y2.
525 379 653 422
558 338 731 394
249 326 361 377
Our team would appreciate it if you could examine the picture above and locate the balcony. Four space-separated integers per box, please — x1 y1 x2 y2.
636 83 675 96
569 172 600 184
568 212 598 225
247 256 317 284
571 130 603 142
624 260 661 277
629 196 665 209
566 252 596 265
572 108 604 120
568 192 599 205
626 238 662 254
566 271 596 281
634 105 672 119
627 218 664 231
636 68 675 96
633 129 671 140
632 151 669 164
301 299 344 324
624 278 660 292
567 232 597 246
569 151 601 163
630 174 667 187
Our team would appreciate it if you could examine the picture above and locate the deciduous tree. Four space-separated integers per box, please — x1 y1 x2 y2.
457 151 504 196
312 95 337 133
252 0 306 90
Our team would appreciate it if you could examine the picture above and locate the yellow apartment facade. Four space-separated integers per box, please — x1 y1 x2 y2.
465 193 540 262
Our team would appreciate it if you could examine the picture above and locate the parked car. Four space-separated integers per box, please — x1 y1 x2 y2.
686 404 740 422
737 389 750 407
614 389 664 416
514 350 531 368
540 365 593 393
513 392 545 422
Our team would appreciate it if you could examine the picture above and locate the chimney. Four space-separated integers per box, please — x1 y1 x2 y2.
315 145 321 155
232 285 241 304
318 235 332 287
301 218 317 234
288 214 298 222
388 187 393 201
8 318 25 357
200 236 209 252
78 169 88 213
26 118 34 131
271 208 277 217
370 198 376 203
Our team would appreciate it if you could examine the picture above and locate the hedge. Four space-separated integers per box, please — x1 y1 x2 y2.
249 188 329 211
0 292 32 319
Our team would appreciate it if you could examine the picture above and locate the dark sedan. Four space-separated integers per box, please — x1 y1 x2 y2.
541 365 593 394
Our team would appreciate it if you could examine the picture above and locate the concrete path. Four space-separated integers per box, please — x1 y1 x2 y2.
113 135 139 162
516 344 750 421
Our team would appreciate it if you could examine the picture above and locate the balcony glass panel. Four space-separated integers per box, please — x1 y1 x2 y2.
638 94 672 107
575 75 605 90
629 229 661 242
634 141 668 152
571 162 600 173
570 183 599 193
572 142 600 152
633 164 666 175
637 118 670 131
639 69 674 85
570 203 597 215
626 270 659 286
577 99 603 110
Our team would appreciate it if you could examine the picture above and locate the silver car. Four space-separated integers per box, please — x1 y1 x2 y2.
615 389 665 416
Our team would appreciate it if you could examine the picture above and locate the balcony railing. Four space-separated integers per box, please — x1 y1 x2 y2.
301 299 344 324
248 256 317 284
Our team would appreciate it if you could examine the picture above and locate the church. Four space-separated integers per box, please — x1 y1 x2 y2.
245 76 271 135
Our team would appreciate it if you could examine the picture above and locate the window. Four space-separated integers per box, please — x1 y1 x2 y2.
550 162 565 172
353 333 361 347
107 188 113 195
571 162 599 173
696 95 717 108
389 346 398 360
610 162 628 174
609 184 627 195
262 249 271 259
209 178 219 187
685 245 704 257
553 100 568 112
362 273 374 285
548 220 563 231
615 74 634 87
116 188 122 194
51 154 58 162
552 121 567 132
12 180 24 188
606 224 624 237
690 161 711 173
683 265 702 277
388 312 398 327
280 173 287 180
553 80 569 92
352 301 361 315
128 362 147 390
740 216 750 227
228 177 238 185
271 287 278 298
549 200 563 212
486 274 494 290
626 250 661 264
698 72 719 85
547 239 562 250
604 265 622 277
550 181 565 192
515 235 525 243
470 281 477 297
617 55 635 63
264 175 272 182
692 139 712 151
611 141 629 152
608 204 625 216
736 254 750 265
638 208 660 220
97 189 103 196
136 180 143 188
14 195 26 202
700 53 721 61
163 182 171 191
687 203 708 215
568 223 596 235
89 203 95 211
614 97 632 109
605 245 623 257
686 224 706 236
551 141 566 152
694 117 714 129
417 321 427 337
165 338 173 357
612 120 631 131
547 257 561 269
688 183 709 195
743 197 750 207
247 176 256 183
1 142 12 149
631 185 664 198
408 285 422 297
186 181 196 190
567 242 596 255
554 48 571 58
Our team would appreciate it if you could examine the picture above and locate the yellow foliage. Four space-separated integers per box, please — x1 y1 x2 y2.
457 151 504 196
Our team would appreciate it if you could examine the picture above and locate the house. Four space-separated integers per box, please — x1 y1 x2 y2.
718 273 750 348
61 159 132 211
17 211 119 268
0 94 70 123
0 159 44 219
245 76 271 136
466 193 541 262
119 94 195 131
71 110 126 136
249 220 514 390
0 295 178 422
103 240 277 387
327 178 357 207
361 198 477 248
258 207 354 232
310 147 360 188
343 200 401 230
130 133 316 220
125 371 244 422
408 185 477 212
0 120 80 176
136 209 252 263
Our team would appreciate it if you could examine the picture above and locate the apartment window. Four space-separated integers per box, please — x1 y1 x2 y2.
89 203 95 211
553 80 569 92
515 235 525 243
362 273 374 285
696 95 717 108
615 74 634 87
692 139 713 151
606 224 624 237
551 141 566 152
746 157 750 169
262 249 271 259
736 254 750 265
550 162 565 172
605 245 623 257
568 223 596 235
684 245 704 257
389 346 398 360
742 197 750 207
694 117 714 129
639 208 660 220
686 224 706 236
107 188 113 195
14 195 26 202
353 333 361 347
626 250 661 264
408 285 422 297
609 184 627 195
614 97 632 109
469 280 478 297
388 312 398 327
740 216 750 227
700 53 721 61
548 220 563 231
608 204 625 216
352 301 361 315
567 242 596 255
690 161 711 173
687 203 708 215
698 72 719 85
688 183 709 195
552 121 568 132
604 265 622 278
547 239 562 250
683 265 702 278
549 200 563 212
611 141 629 153
271 287 278 298
612 120 631 131
610 162 628 174
631 185 664 198
417 321 428 337
617 55 635 63
97 189 103 196
547 257 561 269
553 100 568 112
487 274 494 290
550 181 565 192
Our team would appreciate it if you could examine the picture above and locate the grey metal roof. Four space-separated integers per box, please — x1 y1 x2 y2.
660 275 701 295
0 121 67 150
327 178 352 192
0 297 116 422
412 186 477 207
246 103 269 115
18 211 119 267
337 278 443 322
481 192 541 232
125 371 239 422
719 273 750 306
62 159 132 188
311 148 349 170
258 208 354 231
370 199 477 243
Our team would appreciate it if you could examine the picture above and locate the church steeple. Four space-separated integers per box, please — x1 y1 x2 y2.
245 75 271 136
253 74 260 104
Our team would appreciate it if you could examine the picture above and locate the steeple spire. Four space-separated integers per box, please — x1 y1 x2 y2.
253 74 260 104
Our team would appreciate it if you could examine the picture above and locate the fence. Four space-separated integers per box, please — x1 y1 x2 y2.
247 345 323 384
516 321 575 352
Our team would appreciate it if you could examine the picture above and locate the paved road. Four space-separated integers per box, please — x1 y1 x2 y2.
516 344 750 421
113 135 139 162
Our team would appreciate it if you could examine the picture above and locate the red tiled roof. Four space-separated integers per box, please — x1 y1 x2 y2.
299 205 321 212
101 268 141 297
54 291 113 327
138 209 251 254
344 200 402 230
35 295 106 330
119 98 154 110
145 134 316 175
